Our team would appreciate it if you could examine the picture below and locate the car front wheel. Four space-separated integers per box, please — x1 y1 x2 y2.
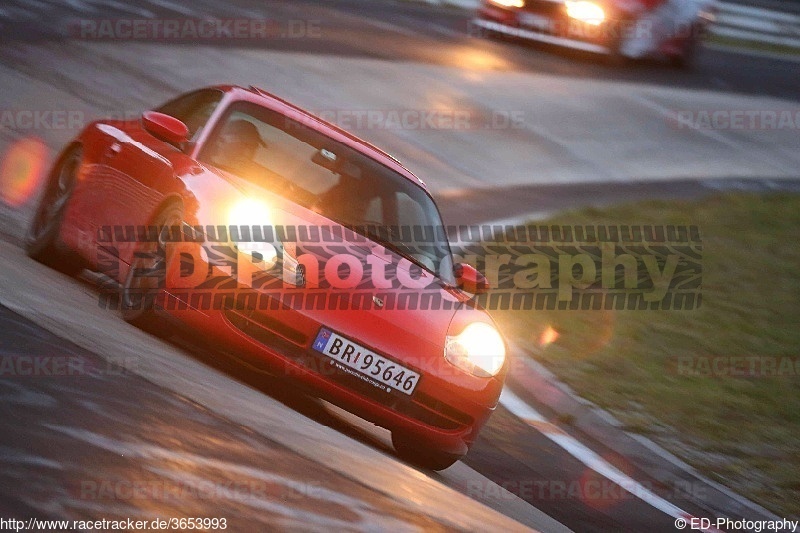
120 201 183 334
26 145 85 275
671 25 701 69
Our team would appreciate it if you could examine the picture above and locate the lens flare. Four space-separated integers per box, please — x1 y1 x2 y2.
540 325 560 347
490 0 524 7
565 1 605 25
228 198 277 262
0 137 49 207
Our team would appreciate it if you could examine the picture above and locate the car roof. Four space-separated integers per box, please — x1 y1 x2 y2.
207 85 429 192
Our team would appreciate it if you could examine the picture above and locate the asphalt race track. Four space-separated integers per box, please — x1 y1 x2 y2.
1 0 798 531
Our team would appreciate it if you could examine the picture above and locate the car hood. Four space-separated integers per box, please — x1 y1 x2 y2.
179 165 473 364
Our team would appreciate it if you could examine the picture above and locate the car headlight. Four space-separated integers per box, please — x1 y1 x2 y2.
445 322 506 378
228 198 277 266
565 0 605 25
489 0 525 8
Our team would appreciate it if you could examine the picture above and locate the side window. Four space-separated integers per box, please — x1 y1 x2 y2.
363 196 383 224
155 89 223 141
396 192 426 227
200 107 342 202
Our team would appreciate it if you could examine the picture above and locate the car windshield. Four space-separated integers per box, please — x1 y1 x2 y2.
198 100 454 284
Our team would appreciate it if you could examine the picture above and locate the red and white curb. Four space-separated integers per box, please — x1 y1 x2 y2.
499 388 723 533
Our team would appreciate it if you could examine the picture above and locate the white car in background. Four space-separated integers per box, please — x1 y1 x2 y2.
474 0 717 67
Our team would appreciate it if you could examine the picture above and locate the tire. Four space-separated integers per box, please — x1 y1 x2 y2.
392 432 462 471
470 18 499 41
670 29 700 70
481 27 502 41
120 202 183 333
604 19 630 67
26 146 85 275
605 48 629 67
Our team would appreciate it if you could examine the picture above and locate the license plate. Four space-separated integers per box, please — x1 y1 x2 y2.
519 13 552 31
312 328 420 395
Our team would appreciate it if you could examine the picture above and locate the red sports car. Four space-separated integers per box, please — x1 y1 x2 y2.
26 85 508 470
474 0 717 67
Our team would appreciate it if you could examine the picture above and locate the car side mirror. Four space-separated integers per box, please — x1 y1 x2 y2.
454 263 489 295
142 111 189 147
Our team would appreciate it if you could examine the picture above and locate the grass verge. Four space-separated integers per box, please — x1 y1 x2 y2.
707 34 800 58
494 192 800 516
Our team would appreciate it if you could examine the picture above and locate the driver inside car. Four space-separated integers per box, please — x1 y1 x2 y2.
210 118 267 177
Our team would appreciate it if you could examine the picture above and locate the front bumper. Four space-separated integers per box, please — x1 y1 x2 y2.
160 291 502 457
476 1 622 55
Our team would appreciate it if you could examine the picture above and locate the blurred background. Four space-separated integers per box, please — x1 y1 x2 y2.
0 0 798 531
